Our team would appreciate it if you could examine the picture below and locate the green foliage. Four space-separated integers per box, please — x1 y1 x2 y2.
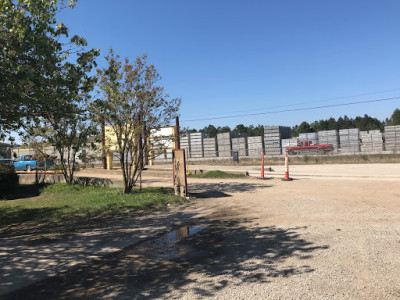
1 0 100 182
200 125 218 137
217 126 231 133
387 108 400 126
291 121 314 137
293 114 385 135
0 163 18 197
197 124 264 137
0 0 99 138
302 155 309 162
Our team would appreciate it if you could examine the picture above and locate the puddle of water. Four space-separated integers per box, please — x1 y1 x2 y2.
142 224 208 261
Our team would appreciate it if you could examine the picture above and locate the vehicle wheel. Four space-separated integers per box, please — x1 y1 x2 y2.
26 165 32 172
288 150 294 155
318 148 325 155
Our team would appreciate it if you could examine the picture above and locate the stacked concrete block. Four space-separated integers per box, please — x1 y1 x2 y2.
217 132 232 157
189 132 204 158
360 130 383 152
281 138 298 153
232 135 248 157
384 125 400 152
264 126 291 155
318 130 339 151
166 149 174 160
298 132 319 145
154 149 166 162
247 136 264 157
203 137 217 158
180 132 191 155
339 128 360 153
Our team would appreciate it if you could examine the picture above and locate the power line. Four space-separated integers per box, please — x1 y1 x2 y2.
182 96 400 123
183 87 400 118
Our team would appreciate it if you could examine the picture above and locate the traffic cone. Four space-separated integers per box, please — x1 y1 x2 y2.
260 152 265 179
282 151 293 181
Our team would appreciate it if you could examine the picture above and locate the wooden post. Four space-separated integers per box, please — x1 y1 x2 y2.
175 116 180 149
107 152 113 170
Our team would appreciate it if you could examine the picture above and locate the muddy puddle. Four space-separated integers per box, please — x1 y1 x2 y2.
139 224 208 261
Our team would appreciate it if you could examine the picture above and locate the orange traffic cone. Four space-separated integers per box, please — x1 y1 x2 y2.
260 152 265 179
282 151 293 181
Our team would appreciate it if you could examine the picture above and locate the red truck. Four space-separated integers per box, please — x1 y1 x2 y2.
285 141 333 155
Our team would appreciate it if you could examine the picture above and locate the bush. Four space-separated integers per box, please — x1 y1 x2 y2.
0 163 18 197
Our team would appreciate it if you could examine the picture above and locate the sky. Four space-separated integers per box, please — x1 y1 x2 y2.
60 0 400 130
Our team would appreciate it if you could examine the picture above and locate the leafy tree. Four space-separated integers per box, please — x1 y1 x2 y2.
232 124 247 135
4 0 100 183
200 125 217 137
387 108 400 126
217 126 231 133
0 0 98 138
96 49 181 194
24 90 98 184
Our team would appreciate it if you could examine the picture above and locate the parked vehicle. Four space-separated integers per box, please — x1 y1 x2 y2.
0 157 13 165
285 141 333 155
13 155 54 171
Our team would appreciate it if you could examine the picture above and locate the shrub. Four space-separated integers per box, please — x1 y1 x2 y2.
0 163 18 197
302 155 309 163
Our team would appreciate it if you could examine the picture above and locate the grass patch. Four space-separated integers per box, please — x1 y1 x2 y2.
188 170 247 179
0 183 184 228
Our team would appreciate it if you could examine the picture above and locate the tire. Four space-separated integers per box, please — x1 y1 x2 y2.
26 165 32 172
318 148 325 155
288 149 294 155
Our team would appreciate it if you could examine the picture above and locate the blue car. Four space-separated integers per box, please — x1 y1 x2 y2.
13 155 54 172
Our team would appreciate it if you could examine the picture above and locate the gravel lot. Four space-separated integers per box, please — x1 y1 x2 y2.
2 164 400 299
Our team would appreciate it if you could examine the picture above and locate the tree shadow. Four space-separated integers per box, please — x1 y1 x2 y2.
1 184 45 200
188 182 272 194
73 177 113 187
190 191 231 198
3 218 329 299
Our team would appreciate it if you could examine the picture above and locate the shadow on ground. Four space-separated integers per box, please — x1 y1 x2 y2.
1 184 43 201
3 218 329 299
188 182 272 195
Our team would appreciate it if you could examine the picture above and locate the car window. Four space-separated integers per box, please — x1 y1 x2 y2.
298 142 303 146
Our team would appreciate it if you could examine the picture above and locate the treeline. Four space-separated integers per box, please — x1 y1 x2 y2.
185 108 400 138
185 124 264 138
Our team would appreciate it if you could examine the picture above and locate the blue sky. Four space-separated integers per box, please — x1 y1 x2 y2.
60 0 400 130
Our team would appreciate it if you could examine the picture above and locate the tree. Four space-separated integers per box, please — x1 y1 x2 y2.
96 49 181 194
232 124 247 135
5 0 100 184
387 108 400 126
0 0 98 139
217 126 231 133
200 125 217 137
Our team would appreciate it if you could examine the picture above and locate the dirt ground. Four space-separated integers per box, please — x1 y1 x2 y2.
2 164 400 299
